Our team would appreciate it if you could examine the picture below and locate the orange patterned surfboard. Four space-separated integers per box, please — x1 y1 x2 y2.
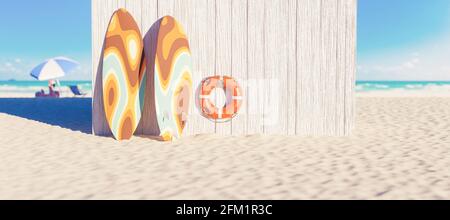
102 9 145 140
151 16 193 141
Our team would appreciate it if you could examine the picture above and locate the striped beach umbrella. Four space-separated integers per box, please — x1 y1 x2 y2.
30 57 79 81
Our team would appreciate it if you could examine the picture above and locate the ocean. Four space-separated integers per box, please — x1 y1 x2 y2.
1 80 450 96
0 80 92 96
356 81 450 93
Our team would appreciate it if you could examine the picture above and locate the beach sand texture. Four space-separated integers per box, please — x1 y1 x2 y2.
0 97 450 199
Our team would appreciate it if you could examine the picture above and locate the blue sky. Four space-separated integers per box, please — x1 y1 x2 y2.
0 0 449 81
358 0 450 81
358 0 450 55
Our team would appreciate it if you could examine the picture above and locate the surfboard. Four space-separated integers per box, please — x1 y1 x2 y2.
151 16 193 141
102 8 145 140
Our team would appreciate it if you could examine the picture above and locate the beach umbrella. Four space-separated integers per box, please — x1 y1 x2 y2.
30 57 79 81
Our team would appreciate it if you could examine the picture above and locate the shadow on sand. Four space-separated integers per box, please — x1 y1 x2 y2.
0 98 92 134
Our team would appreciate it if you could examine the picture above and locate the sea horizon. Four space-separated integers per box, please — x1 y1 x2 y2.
1 80 450 98
0 80 92 97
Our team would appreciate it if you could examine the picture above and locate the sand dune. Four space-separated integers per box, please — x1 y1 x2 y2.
1 97 450 199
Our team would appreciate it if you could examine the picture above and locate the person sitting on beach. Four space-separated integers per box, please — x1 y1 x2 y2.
48 85 54 95
48 80 56 96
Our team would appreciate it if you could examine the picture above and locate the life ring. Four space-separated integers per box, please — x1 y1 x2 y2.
196 76 243 122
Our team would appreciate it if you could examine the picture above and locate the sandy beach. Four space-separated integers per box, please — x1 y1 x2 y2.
1 97 450 199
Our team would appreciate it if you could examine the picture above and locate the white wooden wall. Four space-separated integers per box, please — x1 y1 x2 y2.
92 0 357 136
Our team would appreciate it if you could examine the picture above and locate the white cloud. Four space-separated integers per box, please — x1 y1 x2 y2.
368 57 420 75
0 58 34 79
402 57 420 69
358 33 450 81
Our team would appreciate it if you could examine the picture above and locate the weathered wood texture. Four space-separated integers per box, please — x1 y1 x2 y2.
92 0 357 136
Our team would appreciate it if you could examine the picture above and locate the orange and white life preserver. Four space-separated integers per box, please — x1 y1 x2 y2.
197 76 243 122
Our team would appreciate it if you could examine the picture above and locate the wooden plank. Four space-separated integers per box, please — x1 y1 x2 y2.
264 0 288 134
345 0 357 135
117 0 125 9
215 0 233 135
247 0 265 134
92 0 118 136
141 0 158 32
321 0 338 135
336 0 346 136
296 0 312 135
230 0 248 135
158 0 175 17
185 0 217 135
296 0 322 135
287 0 297 135
203 0 217 135
178 0 217 135
311 0 323 135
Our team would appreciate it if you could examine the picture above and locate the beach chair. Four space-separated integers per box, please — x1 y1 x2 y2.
69 85 87 97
